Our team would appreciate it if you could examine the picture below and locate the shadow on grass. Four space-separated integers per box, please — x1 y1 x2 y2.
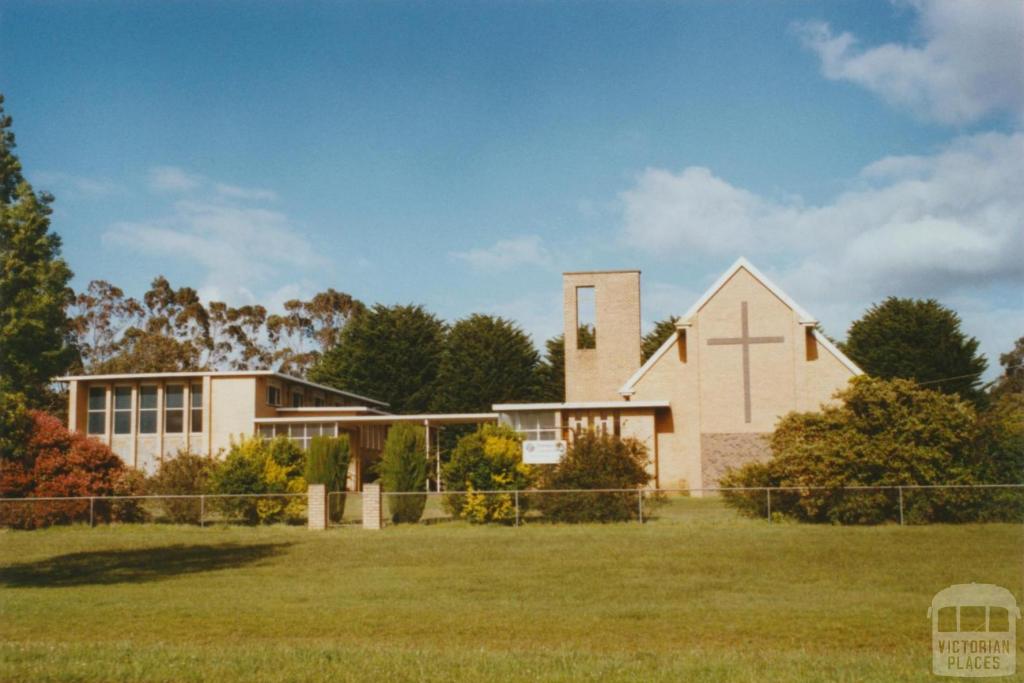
0 542 292 588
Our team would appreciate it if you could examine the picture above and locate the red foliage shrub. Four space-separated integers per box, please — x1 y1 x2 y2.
0 411 146 529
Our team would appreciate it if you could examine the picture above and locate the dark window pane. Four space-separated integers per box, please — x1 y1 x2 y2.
114 411 131 434
191 384 202 407
114 387 132 409
139 410 157 434
88 387 106 410
990 607 1010 632
937 606 957 632
292 392 303 407
87 412 105 435
961 606 986 632
191 408 202 433
165 410 184 433
165 386 184 409
140 386 157 409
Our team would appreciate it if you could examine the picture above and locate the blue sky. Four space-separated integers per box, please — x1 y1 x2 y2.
1 1 1021 377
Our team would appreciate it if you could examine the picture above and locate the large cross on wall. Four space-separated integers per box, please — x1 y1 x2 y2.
706 301 785 424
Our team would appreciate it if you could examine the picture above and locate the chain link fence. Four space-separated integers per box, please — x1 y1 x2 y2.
2 484 1022 529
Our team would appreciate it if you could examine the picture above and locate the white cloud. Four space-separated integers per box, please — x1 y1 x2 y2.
104 199 327 305
215 183 278 202
618 131 1024 376
451 235 552 272
148 166 202 192
795 0 1024 125
34 171 123 199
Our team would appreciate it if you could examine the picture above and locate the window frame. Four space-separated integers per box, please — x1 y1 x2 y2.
138 385 158 434
113 385 133 435
164 384 185 434
267 384 282 407
87 386 107 436
189 383 203 434
291 390 303 408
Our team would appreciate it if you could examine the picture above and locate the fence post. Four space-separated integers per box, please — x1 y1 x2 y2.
638 489 644 524
766 489 772 524
898 486 904 526
362 483 382 531
307 484 328 531
514 489 520 528
89 496 95 527
200 495 205 528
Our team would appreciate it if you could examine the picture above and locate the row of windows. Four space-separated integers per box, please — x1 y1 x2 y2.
266 385 326 408
87 384 203 436
258 423 338 450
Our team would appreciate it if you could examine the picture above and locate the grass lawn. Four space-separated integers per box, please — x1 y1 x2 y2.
1 499 1022 682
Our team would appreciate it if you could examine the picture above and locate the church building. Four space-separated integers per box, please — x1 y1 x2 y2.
496 257 861 490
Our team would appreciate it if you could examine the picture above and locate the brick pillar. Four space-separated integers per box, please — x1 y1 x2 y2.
362 483 382 530
307 484 328 531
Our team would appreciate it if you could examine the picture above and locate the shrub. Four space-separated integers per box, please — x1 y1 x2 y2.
443 424 532 523
0 411 145 529
378 423 426 523
207 436 306 525
720 377 1009 524
305 435 351 521
148 451 214 524
536 431 652 523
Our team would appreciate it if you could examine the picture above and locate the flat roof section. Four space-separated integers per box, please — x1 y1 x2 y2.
493 400 670 411
53 370 389 407
254 413 499 426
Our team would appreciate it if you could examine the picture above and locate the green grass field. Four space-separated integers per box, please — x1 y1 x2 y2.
1 499 1022 682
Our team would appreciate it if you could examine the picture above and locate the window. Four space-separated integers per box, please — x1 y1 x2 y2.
165 385 184 433
313 396 324 407
139 386 158 434
508 411 558 441
190 383 203 433
286 423 331 449
291 391 303 408
576 286 596 349
87 387 106 435
267 385 281 406
805 327 819 361
113 387 132 435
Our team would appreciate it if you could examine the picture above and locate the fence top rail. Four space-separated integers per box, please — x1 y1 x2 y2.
2 483 1022 503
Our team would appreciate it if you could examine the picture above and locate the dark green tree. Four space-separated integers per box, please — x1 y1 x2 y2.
309 304 446 413
841 297 987 404
990 336 1024 398
377 423 426 523
432 314 540 414
642 316 679 363
536 334 565 402
0 94 75 408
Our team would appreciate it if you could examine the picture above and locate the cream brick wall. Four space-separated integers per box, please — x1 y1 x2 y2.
629 265 857 489
563 271 641 402
209 377 258 455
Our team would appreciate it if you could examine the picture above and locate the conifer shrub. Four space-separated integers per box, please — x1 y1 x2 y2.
305 435 351 521
443 423 532 523
536 431 652 523
378 423 426 523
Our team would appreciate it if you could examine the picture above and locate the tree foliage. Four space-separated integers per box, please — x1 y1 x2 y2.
536 431 652 523
0 94 74 407
443 424 532 523
0 411 144 528
841 297 987 404
990 335 1024 398
148 451 213 524
536 334 565 403
206 436 306 524
377 423 426 523
310 304 445 413
720 377 1021 524
432 314 540 414
642 317 679 363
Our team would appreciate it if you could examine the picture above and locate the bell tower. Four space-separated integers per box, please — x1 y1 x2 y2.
562 270 641 402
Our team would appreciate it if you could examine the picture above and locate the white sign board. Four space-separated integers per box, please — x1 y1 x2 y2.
522 440 567 465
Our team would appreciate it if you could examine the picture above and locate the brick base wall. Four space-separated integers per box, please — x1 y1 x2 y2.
362 483 382 530
700 433 772 488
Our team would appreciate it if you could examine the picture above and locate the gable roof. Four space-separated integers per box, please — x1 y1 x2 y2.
619 257 862 395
